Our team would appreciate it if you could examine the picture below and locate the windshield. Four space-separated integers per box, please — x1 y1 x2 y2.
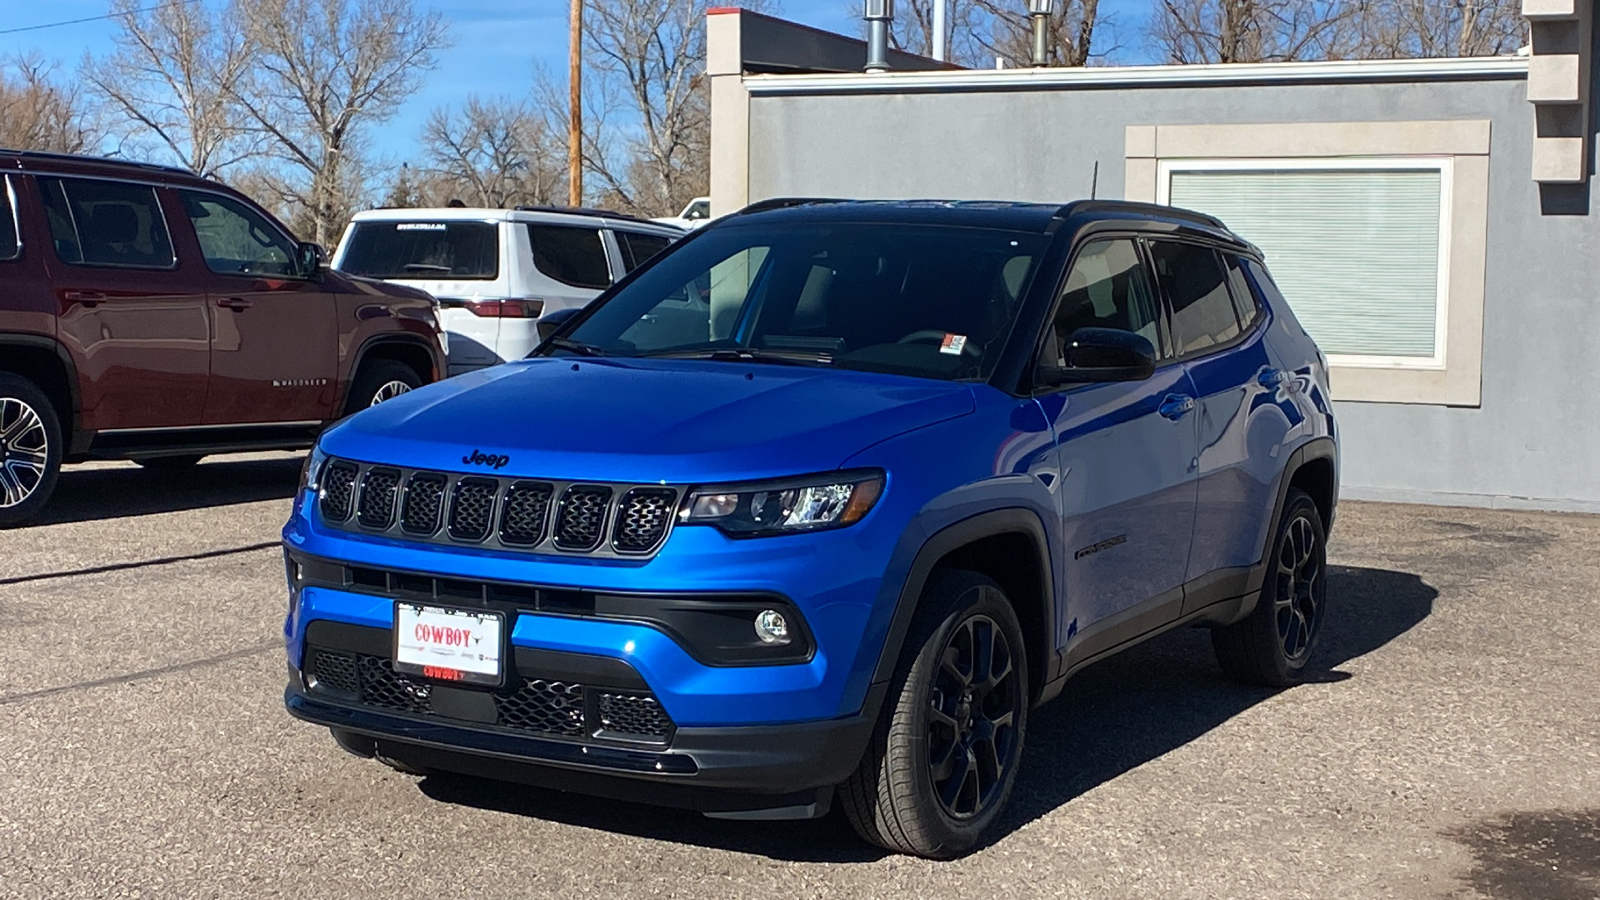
339 221 498 280
553 222 1047 381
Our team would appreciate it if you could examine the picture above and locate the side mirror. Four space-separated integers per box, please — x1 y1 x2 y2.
536 306 581 341
1038 327 1157 385
297 241 328 276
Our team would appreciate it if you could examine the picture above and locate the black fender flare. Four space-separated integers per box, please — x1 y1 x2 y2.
0 332 82 439
867 507 1058 695
1246 436 1339 597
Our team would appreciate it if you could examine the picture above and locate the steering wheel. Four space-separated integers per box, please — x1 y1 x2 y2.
897 329 982 359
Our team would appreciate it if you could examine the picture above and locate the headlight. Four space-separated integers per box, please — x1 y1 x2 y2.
681 471 884 537
300 442 329 494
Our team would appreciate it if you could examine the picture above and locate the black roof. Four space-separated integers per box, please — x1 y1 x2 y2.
0 148 198 179
727 197 1245 247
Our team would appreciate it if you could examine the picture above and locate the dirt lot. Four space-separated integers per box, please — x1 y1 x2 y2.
2 454 1597 899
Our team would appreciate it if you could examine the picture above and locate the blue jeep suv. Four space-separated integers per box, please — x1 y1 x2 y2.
282 199 1337 858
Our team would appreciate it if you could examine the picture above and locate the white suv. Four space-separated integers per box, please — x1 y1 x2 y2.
333 207 684 375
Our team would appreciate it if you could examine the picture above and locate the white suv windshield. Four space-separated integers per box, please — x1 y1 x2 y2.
340 221 498 280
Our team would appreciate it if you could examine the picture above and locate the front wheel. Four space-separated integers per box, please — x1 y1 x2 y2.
841 570 1029 859
343 360 422 417
1212 487 1328 687
0 374 62 529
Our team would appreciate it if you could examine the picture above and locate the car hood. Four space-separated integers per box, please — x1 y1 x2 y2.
321 357 975 483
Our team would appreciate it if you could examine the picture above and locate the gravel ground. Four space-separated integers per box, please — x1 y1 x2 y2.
1 454 1596 899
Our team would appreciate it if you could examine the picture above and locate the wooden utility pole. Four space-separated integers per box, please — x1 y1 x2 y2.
567 0 583 206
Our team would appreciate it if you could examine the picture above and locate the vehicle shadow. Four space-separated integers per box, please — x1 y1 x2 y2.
416 564 1436 862
34 455 304 525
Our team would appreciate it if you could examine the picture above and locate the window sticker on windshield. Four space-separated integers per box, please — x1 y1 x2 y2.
940 334 968 355
395 223 448 231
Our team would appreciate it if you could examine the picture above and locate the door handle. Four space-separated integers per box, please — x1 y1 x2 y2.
1258 368 1285 388
1158 393 1196 420
64 290 106 307
216 297 252 311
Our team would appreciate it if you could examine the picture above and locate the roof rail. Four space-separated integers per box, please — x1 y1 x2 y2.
512 204 656 225
0 148 195 177
1062 199 1227 231
735 197 849 216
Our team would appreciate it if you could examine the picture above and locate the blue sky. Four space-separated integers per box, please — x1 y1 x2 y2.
3 0 1150 162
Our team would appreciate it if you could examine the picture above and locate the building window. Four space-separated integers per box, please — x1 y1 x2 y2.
1160 158 1451 369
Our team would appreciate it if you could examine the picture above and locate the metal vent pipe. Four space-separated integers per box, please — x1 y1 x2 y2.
1028 0 1055 67
864 0 893 72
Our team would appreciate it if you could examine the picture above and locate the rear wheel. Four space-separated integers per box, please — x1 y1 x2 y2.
1212 488 1328 687
343 360 422 417
841 570 1029 859
0 374 62 529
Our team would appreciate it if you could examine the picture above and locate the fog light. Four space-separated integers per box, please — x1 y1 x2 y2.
754 609 790 644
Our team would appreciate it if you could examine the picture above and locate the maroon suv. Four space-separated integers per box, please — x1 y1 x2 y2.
0 150 445 527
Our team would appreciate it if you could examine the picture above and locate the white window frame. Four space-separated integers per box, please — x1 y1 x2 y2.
1157 156 1454 370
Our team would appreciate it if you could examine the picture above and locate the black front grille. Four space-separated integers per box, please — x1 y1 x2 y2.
597 692 672 738
498 481 553 546
613 488 677 553
401 473 446 535
357 468 400 529
555 486 612 550
317 459 679 557
304 648 673 743
448 477 498 542
319 461 358 522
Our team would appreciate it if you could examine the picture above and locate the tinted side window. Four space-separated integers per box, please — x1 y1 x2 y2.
1221 253 1260 328
38 176 175 269
526 224 610 290
1045 238 1162 366
1149 241 1240 356
180 191 297 276
616 231 672 272
0 177 19 260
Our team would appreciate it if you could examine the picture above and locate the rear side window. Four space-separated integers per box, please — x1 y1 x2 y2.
1221 253 1261 328
526 224 610 290
0 177 19 260
38 176 175 269
1148 241 1242 356
615 230 672 272
339 221 498 280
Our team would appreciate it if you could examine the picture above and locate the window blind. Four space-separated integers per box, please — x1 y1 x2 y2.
1168 168 1443 360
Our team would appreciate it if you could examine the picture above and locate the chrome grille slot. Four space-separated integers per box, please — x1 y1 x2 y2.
400 472 447 535
356 467 400 529
555 485 612 551
448 477 498 542
318 461 358 522
613 488 678 554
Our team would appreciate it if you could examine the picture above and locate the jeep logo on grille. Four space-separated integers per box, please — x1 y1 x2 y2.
462 449 510 469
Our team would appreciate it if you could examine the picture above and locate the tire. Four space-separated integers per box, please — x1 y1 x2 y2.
1212 488 1328 687
136 455 203 472
343 360 422 417
841 570 1029 859
0 373 63 529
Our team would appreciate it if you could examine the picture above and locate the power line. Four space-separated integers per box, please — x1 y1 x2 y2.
0 0 205 37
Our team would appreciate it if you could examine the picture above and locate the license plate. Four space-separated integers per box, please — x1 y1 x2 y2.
393 602 504 686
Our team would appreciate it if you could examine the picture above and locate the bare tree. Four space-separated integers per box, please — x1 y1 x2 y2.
0 56 100 153
1149 0 1360 63
419 97 566 208
86 0 256 178
1353 0 1526 58
227 0 450 245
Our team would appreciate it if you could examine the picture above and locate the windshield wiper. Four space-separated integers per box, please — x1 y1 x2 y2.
400 263 453 273
546 337 607 357
638 348 833 367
